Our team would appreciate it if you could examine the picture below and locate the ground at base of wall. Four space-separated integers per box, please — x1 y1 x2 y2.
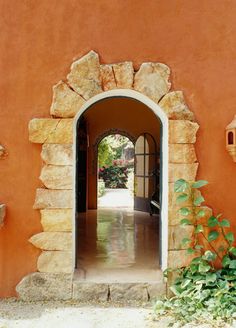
0 299 232 328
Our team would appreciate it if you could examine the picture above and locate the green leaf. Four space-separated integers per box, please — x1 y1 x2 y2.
229 260 236 269
203 250 217 261
207 216 219 227
199 261 211 273
195 224 204 234
187 247 195 254
207 230 219 242
192 180 208 189
176 193 189 204
179 207 191 216
174 179 189 193
182 238 191 246
229 247 236 256
194 196 205 206
190 263 198 273
196 209 205 218
220 219 230 227
222 255 231 268
195 244 204 250
191 257 202 264
180 218 192 225
181 278 192 289
225 232 235 244
206 272 217 283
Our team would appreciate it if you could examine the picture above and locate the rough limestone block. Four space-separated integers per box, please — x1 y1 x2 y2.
50 81 85 118
112 62 134 88
29 118 73 144
166 270 180 287
169 144 197 164
41 144 73 166
147 282 166 300
134 62 171 103
16 272 72 301
168 163 199 182
159 91 195 121
169 120 199 144
40 209 72 232
100 64 117 91
37 251 72 273
168 206 194 226
170 206 212 227
29 232 72 251
72 282 108 302
168 225 194 250
0 204 6 227
109 283 148 302
33 189 72 209
67 50 102 100
169 207 212 226
40 165 73 190
168 250 197 269
168 183 201 210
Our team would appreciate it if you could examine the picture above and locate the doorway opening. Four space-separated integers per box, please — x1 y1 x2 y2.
97 134 134 209
74 92 167 282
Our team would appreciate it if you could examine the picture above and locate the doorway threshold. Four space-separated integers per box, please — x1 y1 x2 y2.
72 268 166 303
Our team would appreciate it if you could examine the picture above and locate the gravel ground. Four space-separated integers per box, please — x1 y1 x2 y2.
0 299 235 328
0 299 155 328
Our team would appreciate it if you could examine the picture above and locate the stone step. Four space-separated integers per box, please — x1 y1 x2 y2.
72 280 166 303
16 272 166 303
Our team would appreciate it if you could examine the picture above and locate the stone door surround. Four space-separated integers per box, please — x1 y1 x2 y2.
16 50 213 301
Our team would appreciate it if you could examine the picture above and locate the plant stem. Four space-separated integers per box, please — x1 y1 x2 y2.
220 226 230 249
200 232 222 261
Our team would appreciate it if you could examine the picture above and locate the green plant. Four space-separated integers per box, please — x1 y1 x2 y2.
98 165 129 188
155 179 236 326
97 179 105 197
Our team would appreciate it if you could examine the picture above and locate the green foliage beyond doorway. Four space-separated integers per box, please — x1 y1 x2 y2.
98 134 134 190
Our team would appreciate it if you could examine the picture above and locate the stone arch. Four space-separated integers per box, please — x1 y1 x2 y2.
94 128 136 147
17 50 207 301
92 128 136 175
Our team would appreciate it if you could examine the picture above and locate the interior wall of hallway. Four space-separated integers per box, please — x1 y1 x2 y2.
84 97 161 209
1 0 236 296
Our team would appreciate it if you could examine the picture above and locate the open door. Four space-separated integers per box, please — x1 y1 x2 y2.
134 133 159 213
75 117 88 269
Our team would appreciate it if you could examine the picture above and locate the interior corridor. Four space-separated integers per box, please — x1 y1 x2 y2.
76 208 161 282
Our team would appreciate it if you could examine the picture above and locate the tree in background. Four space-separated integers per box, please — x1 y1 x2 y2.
98 134 134 189
98 134 133 167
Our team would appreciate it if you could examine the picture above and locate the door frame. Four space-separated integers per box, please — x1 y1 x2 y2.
73 89 169 271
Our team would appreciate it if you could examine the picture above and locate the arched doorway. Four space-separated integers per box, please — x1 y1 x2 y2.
74 89 168 278
97 133 135 209
20 51 199 301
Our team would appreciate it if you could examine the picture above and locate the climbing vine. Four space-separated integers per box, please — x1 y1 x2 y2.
155 179 236 326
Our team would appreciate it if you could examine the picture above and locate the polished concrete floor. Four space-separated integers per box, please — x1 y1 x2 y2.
76 208 161 282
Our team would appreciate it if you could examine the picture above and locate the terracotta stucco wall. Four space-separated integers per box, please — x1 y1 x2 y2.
1 0 236 296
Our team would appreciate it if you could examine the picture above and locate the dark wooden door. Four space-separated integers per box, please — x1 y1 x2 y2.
76 117 88 213
134 133 158 213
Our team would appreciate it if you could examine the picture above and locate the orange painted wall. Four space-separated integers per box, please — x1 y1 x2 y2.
84 97 161 208
1 0 236 296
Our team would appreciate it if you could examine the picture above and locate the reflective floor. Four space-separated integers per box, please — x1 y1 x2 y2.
76 208 161 282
